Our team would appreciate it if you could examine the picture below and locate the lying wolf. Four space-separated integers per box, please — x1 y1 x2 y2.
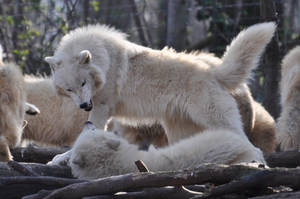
70 121 265 179
46 22 275 177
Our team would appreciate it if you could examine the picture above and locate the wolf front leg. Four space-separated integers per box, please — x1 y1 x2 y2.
88 103 111 130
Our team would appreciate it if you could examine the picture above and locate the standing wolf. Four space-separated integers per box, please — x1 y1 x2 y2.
46 23 275 175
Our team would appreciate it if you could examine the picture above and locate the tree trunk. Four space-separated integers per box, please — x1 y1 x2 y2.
83 0 90 24
166 0 188 51
260 0 281 119
128 0 149 46
12 0 25 63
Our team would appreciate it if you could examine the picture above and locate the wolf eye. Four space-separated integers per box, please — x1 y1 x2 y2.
66 88 73 92
81 80 86 87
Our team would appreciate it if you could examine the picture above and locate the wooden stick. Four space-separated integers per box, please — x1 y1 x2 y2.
135 160 150 172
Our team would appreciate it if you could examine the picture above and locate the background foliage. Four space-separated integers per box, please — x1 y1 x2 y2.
0 0 299 118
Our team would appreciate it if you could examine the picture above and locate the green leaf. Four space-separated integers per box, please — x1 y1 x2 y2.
7 16 14 25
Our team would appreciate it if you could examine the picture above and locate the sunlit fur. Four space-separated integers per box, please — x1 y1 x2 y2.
22 75 89 146
47 23 275 178
0 63 26 161
276 46 300 151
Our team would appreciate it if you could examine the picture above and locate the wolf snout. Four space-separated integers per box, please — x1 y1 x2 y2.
80 100 93 112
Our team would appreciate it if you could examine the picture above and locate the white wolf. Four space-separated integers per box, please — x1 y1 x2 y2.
276 46 300 151
70 121 265 179
46 22 275 172
0 63 39 161
106 54 276 153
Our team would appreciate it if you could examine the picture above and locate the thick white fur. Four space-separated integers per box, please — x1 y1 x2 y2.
276 46 300 151
164 48 276 152
23 76 88 146
0 46 40 161
216 23 276 90
0 64 27 161
107 57 276 153
70 123 264 179
106 118 168 150
250 101 275 153
47 23 275 176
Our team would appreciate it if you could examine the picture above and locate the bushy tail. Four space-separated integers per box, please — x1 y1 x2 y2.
214 22 276 90
280 46 300 104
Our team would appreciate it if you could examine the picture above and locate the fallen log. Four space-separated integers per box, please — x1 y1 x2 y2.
82 186 202 199
11 145 69 164
0 162 72 177
249 190 300 199
42 163 264 199
0 176 86 199
37 163 300 199
192 167 300 199
264 150 300 168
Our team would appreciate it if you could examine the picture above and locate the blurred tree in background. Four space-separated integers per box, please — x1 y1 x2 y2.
0 0 299 118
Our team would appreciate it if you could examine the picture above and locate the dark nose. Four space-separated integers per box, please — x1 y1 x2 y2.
80 102 88 109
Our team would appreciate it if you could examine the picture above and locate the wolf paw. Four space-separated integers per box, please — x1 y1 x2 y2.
47 150 72 166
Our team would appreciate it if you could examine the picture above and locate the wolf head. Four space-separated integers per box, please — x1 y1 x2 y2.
45 24 131 112
45 49 106 112
70 121 123 179
45 24 128 112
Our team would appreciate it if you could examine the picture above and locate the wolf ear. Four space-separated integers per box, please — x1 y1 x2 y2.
79 50 92 64
79 50 92 65
45 56 59 71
